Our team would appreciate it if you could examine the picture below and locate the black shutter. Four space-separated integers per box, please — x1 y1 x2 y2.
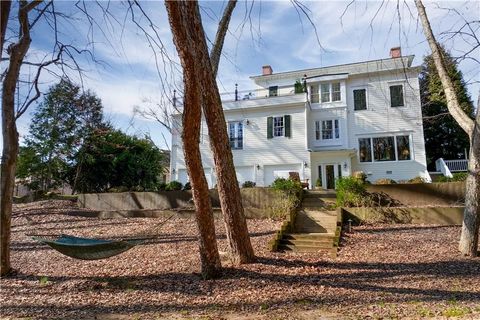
284 115 291 138
267 117 273 139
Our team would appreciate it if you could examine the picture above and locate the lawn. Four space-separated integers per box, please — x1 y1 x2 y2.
1 200 479 319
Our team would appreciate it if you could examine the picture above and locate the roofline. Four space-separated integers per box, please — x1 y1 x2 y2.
250 55 415 80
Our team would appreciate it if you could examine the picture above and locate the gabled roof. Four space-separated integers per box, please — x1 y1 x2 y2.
250 55 415 82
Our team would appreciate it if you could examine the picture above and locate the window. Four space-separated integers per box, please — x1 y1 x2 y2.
310 85 319 103
353 89 367 111
228 121 243 149
373 137 396 161
273 116 284 137
359 138 372 162
321 83 330 102
317 119 340 140
396 135 411 160
269 86 278 97
332 82 341 101
390 84 404 107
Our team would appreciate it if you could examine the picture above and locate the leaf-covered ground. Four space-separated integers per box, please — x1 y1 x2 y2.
1 200 479 319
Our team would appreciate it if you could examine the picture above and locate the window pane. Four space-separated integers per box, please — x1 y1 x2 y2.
334 120 340 139
390 85 404 107
322 120 333 139
359 138 372 162
273 116 284 137
373 137 396 161
396 135 410 160
310 85 319 103
315 121 320 140
321 83 330 102
353 89 367 110
332 82 341 101
269 86 278 97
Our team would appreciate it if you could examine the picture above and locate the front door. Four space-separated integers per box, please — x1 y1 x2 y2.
326 165 335 189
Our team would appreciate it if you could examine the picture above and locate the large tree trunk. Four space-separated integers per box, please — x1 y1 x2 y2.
201 0 255 264
415 0 479 256
459 105 480 256
1 1 39 277
165 0 222 279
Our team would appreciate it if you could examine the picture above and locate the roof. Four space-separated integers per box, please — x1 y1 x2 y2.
250 55 416 82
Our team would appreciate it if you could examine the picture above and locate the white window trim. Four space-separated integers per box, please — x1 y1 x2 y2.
228 120 243 149
273 116 284 137
388 81 406 108
352 86 368 111
357 133 413 163
319 82 342 103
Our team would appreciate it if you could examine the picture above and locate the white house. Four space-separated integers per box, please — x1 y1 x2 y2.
170 47 431 189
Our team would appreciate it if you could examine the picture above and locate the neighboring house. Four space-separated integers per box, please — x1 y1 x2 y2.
170 47 430 189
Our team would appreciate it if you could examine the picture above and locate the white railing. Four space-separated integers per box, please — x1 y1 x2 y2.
435 158 453 178
444 159 468 172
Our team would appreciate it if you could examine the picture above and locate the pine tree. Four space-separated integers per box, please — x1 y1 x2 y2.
420 47 475 170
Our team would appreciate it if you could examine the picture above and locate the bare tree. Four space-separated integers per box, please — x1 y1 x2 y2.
415 0 479 257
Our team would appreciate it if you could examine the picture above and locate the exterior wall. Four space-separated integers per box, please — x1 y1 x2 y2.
171 104 310 187
346 70 429 182
170 55 429 187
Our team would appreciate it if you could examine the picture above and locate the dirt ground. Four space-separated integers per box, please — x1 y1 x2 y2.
1 200 479 320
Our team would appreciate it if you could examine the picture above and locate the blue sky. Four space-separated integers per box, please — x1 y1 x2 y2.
4 0 479 151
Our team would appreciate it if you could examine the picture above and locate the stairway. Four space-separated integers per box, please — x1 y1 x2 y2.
277 190 341 257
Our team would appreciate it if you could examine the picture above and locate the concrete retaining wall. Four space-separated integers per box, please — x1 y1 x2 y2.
341 206 464 225
78 188 283 211
366 182 465 206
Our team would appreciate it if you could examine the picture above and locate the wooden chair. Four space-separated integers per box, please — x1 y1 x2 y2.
289 171 309 189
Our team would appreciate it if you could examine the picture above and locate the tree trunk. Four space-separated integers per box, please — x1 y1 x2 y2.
1 1 39 277
459 105 480 256
0 0 11 55
415 0 479 256
165 0 222 279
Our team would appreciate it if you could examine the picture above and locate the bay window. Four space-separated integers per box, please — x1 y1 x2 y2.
358 134 412 162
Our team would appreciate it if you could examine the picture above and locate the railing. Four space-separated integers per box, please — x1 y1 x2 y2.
444 159 468 172
220 83 306 102
435 158 453 178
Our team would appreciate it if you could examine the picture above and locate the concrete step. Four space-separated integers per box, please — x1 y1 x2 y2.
278 244 337 254
303 191 337 199
280 238 334 247
284 233 335 240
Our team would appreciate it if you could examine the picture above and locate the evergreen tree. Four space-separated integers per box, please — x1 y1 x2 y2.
72 128 165 193
17 79 104 191
420 47 475 170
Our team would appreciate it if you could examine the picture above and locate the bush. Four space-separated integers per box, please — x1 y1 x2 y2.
242 181 256 188
183 182 191 190
269 178 303 219
374 178 397 185
157 182 167 191
315 178 322 188
407 176 425 184
336 177 367 207
352 171 367 183
437 172 468 182
165 180 183 191
271 177 302 194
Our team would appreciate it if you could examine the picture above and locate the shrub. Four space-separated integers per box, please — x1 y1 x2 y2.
242 181 256 188
157 182 167 191
437 172 468 183
407 176 425 184
352 171 367 183
183 182 191 190
315 178 322 188
374 178 397 185
269 178 303 219
271 177 302 194
336 176 367 207
165 180 183 191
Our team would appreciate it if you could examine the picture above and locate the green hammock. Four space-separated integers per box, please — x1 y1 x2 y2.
32 234 143 260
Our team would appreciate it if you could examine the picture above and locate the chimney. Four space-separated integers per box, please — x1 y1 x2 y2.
262 65 273 76
390 47 401 58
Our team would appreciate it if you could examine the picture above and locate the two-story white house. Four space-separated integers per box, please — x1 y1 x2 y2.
170 47 431 189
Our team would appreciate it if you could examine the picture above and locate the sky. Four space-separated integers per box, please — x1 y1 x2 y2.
3 0 479 151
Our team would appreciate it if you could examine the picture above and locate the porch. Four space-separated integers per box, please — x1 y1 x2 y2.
309 149 356 189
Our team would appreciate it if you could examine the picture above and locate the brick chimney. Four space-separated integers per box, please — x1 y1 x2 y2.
390 47 401 58
262 65 273 76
